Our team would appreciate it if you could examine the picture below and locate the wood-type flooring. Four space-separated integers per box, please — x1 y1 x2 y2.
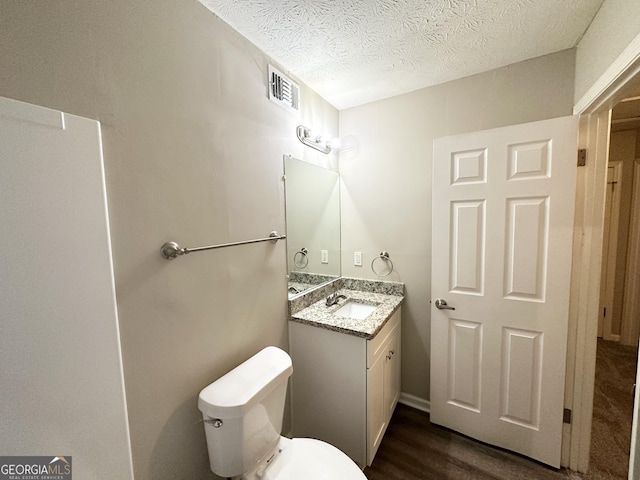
363 339 637 480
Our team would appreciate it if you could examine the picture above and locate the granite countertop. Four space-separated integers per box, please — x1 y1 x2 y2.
290 289 403 339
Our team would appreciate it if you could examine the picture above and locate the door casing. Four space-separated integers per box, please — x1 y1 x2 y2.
568 33 640 472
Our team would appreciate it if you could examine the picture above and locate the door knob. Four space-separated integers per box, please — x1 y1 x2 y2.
434 299 455 310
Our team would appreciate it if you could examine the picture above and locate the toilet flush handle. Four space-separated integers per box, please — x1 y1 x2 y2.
204 418 223 428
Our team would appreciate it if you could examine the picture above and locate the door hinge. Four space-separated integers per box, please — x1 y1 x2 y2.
603 307 607 318
577 149 587 167
563 408 572 424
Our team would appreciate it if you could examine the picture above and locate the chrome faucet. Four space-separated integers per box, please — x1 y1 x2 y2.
326 292 347 306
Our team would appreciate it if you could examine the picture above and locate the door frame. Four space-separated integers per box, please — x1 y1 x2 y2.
599 161 623 341
621 158 640 347
567 32 640 472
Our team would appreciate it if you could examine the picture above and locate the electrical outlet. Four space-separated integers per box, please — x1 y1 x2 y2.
321 250 329 264
354 251 363 266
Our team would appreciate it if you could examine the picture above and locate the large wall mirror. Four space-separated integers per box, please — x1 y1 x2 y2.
284 155 341 298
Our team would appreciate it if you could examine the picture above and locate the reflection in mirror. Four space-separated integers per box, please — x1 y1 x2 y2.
284 155 340 299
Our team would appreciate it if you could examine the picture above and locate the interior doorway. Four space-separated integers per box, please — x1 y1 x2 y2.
565 39 640 471
599 96 640 346
591 91 640 477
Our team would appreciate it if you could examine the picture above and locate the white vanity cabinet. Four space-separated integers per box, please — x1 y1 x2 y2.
289 307 401 468
366 308 401 464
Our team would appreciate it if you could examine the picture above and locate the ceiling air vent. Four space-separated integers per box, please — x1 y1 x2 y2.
269 65 299 113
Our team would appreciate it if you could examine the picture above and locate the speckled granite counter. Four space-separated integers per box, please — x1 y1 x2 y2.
290 288 403 339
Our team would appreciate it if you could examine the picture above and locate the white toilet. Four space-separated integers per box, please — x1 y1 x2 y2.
198 346 367 480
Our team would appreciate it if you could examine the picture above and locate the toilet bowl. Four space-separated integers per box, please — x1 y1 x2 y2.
198 346 366 480
246 437 365 480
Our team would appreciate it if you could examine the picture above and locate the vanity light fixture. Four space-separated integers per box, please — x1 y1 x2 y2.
296 125 332 154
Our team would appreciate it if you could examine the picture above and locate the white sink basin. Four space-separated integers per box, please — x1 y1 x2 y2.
334 301 377 320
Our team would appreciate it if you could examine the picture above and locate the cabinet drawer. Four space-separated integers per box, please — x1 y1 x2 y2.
367 307 401 368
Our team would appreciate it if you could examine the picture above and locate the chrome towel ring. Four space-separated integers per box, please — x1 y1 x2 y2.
294 247 309 268
371 251 394 277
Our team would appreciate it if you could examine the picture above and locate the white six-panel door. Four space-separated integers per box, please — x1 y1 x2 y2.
430 116 578 467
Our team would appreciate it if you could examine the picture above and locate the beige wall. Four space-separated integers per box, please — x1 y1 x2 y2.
575 0 640 104
0 1 337 479
339 49 576 401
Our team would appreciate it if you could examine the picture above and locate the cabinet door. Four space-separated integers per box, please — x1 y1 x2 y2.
367 350 386 466
384 325 401 421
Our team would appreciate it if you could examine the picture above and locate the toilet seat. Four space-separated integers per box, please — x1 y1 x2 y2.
260 437 367 480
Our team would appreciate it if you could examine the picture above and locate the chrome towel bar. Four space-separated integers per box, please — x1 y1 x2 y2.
161 231 286 260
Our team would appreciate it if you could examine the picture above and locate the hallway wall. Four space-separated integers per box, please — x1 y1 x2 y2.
607 130 638 339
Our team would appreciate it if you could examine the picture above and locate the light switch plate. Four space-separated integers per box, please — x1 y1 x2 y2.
354 251 362 266
321 250 329 264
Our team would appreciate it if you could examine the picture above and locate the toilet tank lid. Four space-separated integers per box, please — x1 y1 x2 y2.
198 346 293 419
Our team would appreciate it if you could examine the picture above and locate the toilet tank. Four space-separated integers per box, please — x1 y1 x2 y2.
198 346 293 478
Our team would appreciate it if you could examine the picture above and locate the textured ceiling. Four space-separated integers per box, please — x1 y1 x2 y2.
199 0 605 110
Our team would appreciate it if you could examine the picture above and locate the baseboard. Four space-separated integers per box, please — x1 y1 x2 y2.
604 333 621 342
398 392 430 413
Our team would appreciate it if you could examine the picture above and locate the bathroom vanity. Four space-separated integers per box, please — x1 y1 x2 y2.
288 285 403 468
